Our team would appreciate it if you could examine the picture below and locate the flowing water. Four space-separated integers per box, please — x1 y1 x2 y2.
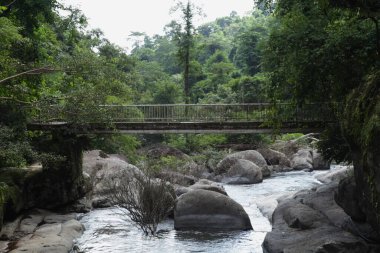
74 170 329 253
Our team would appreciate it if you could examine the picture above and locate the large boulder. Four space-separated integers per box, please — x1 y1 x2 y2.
174 189 252 231
262 183 380 253
83 150 142 207
216 150 267 174
290 149 313 171
222 159 263 185
257 148 291 167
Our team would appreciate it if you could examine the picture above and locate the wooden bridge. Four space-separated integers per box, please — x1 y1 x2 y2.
25 103 339 134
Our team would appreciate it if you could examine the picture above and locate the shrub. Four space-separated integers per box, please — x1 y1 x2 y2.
104 171 175 236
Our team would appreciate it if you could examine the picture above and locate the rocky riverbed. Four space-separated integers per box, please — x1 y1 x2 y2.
2 139 377 253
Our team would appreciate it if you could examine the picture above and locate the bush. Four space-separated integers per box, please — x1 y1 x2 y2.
89 134 141 164
0 125 37 168
104 171 175 236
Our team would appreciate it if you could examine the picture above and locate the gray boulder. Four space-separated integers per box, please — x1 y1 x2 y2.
222 159 263 185
83 150 143 207
189 179 227 195
262 183 380 253
257 148 291 167
174 189 252 231
216 150 267 174
291 149 313 171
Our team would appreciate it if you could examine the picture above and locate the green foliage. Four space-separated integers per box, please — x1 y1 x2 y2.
148 155 187 174
89 135 141 164
233 10 269 76
279 133 304 142
164 134 227 152
0 126 36 168
262 1 377 103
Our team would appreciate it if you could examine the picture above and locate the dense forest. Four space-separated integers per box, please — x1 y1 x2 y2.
0 0 379 248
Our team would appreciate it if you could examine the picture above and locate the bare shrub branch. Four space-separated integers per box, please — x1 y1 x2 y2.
103 172 175 236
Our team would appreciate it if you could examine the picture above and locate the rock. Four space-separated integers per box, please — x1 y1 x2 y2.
291 149 313 171
83 150 143 206
142 144 188 159
262 182 379 253
315 165 353 184
312 150 330 170
10 220 84 253
257 148 291 167
261 165 272 178
335 176 366 222
268 165 293 173
189 179 227 195
18 210 46 234
216 150 267 174
44 213 77 224
174 185 191 197
158 171 197 186
0 216 21 240
221 159 263 185
174 189 252 231
283 203 325 229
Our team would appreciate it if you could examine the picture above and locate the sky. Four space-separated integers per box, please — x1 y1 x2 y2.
60 0 254 51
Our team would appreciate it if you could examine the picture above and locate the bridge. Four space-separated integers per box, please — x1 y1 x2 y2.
25 103 339 134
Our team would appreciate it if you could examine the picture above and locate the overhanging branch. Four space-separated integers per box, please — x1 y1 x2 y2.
0 67 59 85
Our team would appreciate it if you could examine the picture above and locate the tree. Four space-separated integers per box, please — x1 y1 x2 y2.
171 1 202 104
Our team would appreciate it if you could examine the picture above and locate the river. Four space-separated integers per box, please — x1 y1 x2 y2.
74 170 329 253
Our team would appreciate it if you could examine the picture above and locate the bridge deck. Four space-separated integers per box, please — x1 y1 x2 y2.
25 103 339 134
27 121 332 134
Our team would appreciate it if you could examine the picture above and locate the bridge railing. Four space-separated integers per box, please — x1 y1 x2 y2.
28 102 339 124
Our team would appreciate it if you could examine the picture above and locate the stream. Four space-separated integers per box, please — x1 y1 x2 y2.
74 169 329 253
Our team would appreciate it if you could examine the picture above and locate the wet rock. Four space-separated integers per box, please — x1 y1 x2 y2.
221 159 263 185
291 149 313 171
174 189 252 231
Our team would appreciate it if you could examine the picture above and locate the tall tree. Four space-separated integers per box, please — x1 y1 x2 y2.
171 1 201 104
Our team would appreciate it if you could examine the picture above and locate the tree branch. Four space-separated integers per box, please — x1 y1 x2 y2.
0 67 59 85
0 96 32 104
5 0 17 7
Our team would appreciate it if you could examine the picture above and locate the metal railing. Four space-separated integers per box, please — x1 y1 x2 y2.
27 102 340 124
